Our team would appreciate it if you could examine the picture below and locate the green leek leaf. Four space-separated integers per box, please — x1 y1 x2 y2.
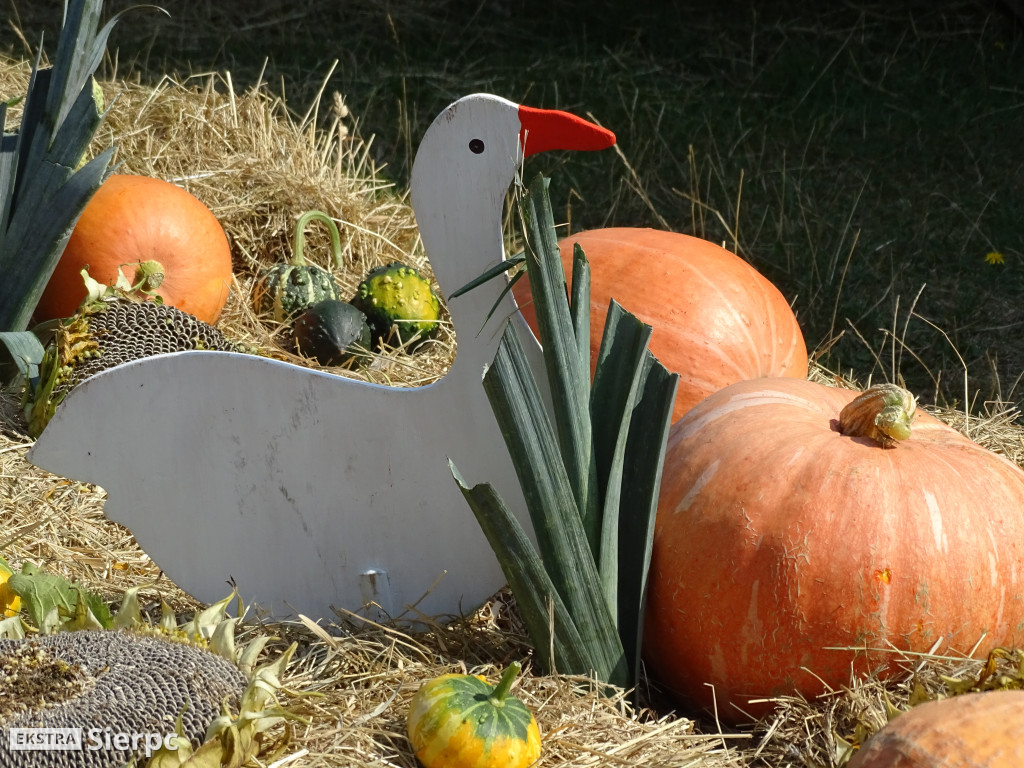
482 322 627 685
0 331 46 382
448 251 525 300
0 147 113 332
614 349 678 683
568 243 591 382
590 300 654 624
520 175 599 546
0 0 126 336
448 252 528 336
451 461 595 676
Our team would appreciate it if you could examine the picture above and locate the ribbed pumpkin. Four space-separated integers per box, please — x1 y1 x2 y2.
512 228 808 422
644 377 1024 723
35 174 233 324
849 690 1024 768
406 662 542 768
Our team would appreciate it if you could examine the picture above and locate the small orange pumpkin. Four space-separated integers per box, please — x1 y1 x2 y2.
512 228 808 422
848 690 1024 768
645 377 1024 723
35 174 233 323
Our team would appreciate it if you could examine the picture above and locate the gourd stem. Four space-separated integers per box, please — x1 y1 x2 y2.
292 210 344 269
488 661 522 706
838 383 917 448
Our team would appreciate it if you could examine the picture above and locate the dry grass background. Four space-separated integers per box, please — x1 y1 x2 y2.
3 3 1024 767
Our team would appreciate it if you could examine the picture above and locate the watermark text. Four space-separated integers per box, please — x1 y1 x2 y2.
9 727 179 757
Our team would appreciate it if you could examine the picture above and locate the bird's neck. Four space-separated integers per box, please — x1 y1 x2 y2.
419 197 514 378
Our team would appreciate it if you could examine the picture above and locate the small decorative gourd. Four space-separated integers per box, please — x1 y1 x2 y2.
0 556 19 618
350 261 441 349
406 661 542 768
292 299 371 367
254 210 344 322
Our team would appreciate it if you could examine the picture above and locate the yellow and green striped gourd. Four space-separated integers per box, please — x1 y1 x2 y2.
406 661 541 768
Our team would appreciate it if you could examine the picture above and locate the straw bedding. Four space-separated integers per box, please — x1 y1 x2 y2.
2 56 1023 766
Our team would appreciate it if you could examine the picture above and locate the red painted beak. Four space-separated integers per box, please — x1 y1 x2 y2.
518 105 616 158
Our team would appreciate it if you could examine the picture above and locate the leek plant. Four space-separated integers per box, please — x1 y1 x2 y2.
0 0 124 382
451 173 678 691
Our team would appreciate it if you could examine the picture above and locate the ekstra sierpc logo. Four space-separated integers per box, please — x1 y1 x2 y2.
8 727 178 756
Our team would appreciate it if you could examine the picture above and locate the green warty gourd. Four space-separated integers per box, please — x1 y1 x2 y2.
350 262 442 350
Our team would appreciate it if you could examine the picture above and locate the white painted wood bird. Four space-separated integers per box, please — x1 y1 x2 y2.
28 94 615 621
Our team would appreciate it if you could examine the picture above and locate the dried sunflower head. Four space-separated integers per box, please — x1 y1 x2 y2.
0 586 300 768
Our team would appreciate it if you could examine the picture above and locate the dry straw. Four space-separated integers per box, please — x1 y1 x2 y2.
2 55 1024 767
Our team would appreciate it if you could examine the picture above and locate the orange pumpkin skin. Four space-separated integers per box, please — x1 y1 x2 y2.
35 174 233 323
848 690 1024 768
644 377 1024 723
512 228 808 422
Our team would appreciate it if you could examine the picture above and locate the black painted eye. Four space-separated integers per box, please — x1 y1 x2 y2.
469 138 485 154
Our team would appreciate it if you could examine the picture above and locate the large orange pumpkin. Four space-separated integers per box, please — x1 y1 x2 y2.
644 377 1024 723
35 174 233 323
849 690 1024 768
512 228 808 422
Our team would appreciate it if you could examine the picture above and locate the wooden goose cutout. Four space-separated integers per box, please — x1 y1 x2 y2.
28 94 615 621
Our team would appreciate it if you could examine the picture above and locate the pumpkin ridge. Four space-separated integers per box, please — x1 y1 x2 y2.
673 345 749 392
907 444 1023 625
672 257 764 375
763 290 801 376
671 385 823 442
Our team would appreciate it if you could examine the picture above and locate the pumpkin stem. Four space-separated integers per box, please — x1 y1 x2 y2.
838 383 917 448
131 260 166 295
488 661 523 706
292 210 344 269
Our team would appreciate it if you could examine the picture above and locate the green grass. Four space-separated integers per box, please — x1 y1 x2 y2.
9 0 1024 409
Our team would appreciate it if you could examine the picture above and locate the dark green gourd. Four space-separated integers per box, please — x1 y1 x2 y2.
292 299 371 367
